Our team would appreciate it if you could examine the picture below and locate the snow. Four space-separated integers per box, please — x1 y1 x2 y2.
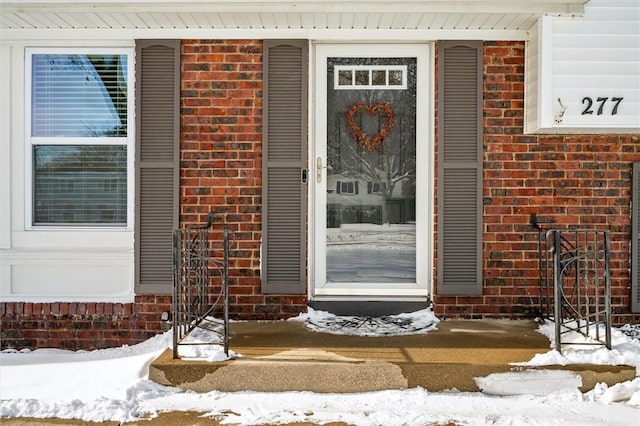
475 370 583 396
326 223 417 283
176 321 241 362
518 320 640 373
1 313 639 425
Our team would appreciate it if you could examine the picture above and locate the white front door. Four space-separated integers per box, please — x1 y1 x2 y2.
312 44 432 300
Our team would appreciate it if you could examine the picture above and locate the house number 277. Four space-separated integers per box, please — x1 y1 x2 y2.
581 96 623 115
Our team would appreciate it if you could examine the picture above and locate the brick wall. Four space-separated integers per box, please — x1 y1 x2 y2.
432 41 640 325
0 296 170 350
180 39 307 320
3 39 638 351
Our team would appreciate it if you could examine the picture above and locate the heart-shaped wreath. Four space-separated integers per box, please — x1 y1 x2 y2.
346 102 396 152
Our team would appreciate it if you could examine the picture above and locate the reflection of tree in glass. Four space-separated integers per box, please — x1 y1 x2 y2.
33 145 127 224
86 54 128 136
337 114 416 224
35 54 127 137
35 145 127 173
327 58 417 225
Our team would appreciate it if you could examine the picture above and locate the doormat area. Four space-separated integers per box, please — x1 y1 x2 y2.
297 308 440 337
620 324 640 341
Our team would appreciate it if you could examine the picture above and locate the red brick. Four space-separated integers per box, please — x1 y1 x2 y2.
4 40 638 350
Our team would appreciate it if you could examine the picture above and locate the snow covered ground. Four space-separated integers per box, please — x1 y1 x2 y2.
1 310 639 426
326 223 416 283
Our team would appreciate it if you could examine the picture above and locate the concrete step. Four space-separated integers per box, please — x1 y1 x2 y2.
149 320 636 393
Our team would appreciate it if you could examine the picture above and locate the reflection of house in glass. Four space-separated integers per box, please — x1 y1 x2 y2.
327 172 415 227
34 169 126 225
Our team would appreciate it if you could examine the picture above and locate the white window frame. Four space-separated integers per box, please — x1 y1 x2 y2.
338 181 357 195
24 47 135 231
312 43 432 299
368 181 383 194
334 65 408 90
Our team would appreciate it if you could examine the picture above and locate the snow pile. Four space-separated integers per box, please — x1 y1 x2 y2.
519 320 640 373
475 369 584 396
0 332 170 402
588 378 640 404
1 314 639 425
176 319 240 362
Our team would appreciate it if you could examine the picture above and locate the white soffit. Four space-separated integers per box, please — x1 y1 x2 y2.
0 1 587 34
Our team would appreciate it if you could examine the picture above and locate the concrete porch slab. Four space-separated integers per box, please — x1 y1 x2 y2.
149 320 636 393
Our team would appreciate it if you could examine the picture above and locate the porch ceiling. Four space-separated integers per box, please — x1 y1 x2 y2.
0 1 587 31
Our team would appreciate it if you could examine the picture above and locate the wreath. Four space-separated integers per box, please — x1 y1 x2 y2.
346 102 396 152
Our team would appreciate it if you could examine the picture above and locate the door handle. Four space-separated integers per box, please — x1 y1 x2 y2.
316 157 333 183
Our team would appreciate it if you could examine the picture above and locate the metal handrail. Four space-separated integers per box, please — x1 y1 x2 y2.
538 228 612 353
172 213 233 359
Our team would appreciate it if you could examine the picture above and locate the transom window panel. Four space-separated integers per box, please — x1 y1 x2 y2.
26 48 133 227
335 65 407 90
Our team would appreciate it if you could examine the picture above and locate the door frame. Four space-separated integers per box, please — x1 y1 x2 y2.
309 42 433 301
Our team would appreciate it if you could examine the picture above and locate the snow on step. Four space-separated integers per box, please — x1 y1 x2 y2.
475 369 582 396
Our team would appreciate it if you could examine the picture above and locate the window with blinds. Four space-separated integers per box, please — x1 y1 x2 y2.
26 49 133 227
33 145 127 225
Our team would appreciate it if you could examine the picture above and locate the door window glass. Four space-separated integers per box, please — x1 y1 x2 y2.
326 57 417 283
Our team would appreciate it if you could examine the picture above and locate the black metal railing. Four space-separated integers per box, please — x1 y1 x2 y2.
536 224 612 353
172 213 232 359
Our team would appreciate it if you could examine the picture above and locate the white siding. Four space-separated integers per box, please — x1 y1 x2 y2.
0 45 10 251
0 45 10 298
525 0 640 133
0 42 135 303
524 20 540 132
11 261 133 301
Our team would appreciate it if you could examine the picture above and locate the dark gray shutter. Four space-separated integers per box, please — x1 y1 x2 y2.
135 40 180 294
632 163 640 313
261 40 308 294
437 41 483 295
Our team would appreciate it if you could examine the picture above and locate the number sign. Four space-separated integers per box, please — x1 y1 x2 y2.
528 1 640 133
